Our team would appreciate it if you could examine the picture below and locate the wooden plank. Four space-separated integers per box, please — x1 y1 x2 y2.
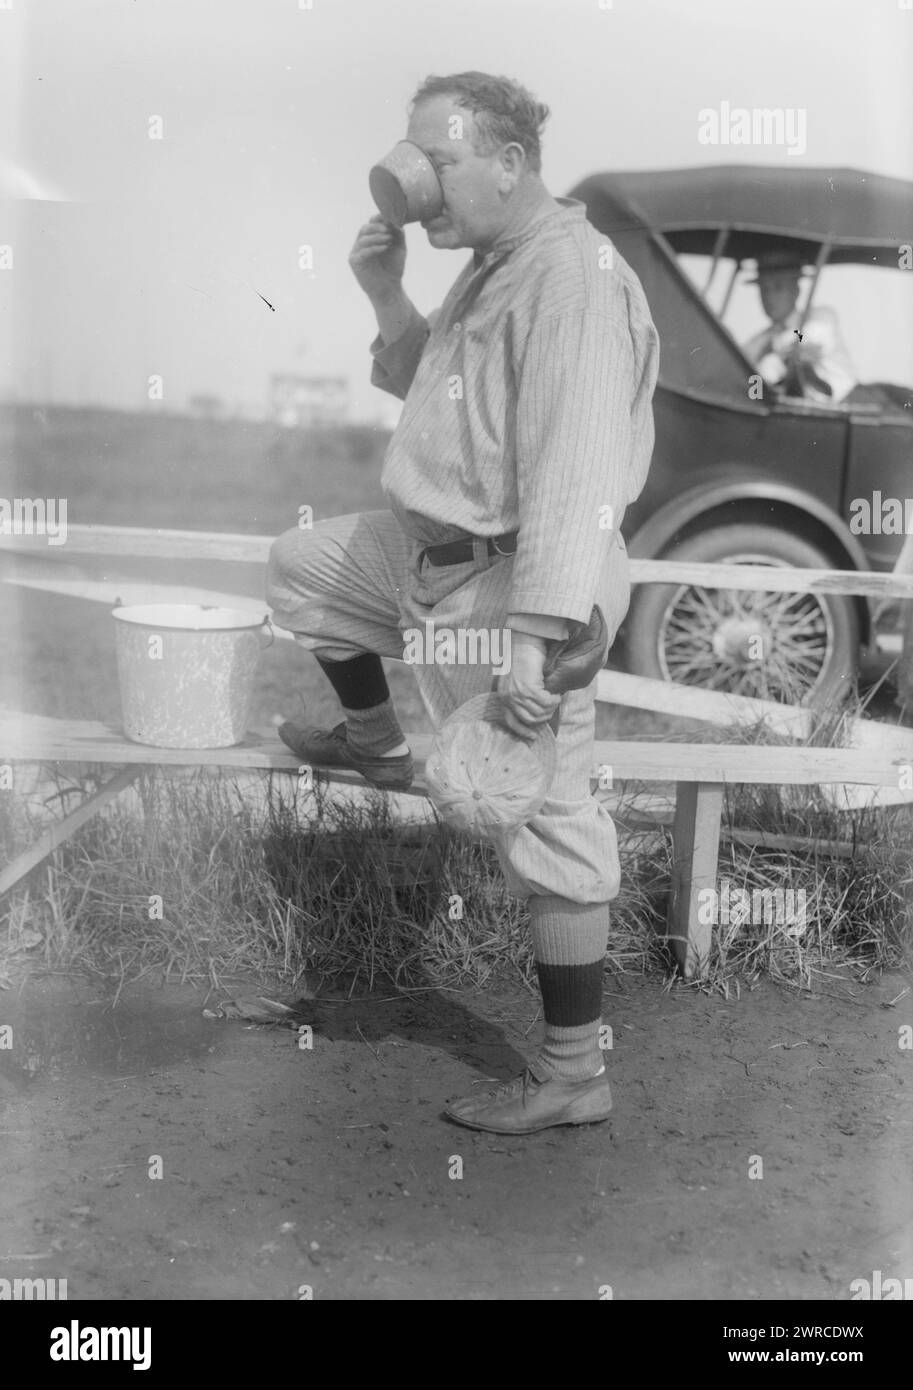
597 668 812 738
613 821 872 859
0 715 425 776
597 741 910 790
596 669 913 763
627 559 913 600
0 716 433 800
1 714 910 788
667 782 725 979
0 765 143 896
721 827 859 858
3 524 913 600
7 558 903 662
0 524 272 565
2 572 283 626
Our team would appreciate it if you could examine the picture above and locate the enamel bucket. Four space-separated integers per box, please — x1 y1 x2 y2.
112 604 270 749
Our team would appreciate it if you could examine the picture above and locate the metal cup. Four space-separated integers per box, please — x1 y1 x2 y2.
368 141 444 228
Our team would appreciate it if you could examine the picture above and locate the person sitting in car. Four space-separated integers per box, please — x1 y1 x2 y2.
743 248 857 404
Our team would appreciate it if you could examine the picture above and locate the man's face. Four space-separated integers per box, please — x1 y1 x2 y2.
758 269 801 325
405 94 514 251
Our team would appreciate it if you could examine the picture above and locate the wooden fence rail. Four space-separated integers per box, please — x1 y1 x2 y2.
3 523 913 600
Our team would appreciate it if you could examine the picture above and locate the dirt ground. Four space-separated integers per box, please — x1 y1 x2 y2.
1 967 911 1301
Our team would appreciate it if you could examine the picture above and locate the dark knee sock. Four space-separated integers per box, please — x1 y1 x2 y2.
529 895 610 1082
315 653 406 756
315 653 389 709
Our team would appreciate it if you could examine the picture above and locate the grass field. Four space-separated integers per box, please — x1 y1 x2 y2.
0 401 393 532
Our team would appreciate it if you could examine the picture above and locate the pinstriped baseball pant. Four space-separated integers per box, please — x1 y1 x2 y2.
266 509 622 904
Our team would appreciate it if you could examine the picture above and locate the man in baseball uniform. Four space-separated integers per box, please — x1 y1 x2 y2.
267 72 659 1133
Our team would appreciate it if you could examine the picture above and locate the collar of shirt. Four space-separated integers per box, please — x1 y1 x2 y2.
471 196 587 272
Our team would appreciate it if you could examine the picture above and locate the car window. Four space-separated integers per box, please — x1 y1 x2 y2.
677 253 761 348
678 253 913 391
811 264 913 389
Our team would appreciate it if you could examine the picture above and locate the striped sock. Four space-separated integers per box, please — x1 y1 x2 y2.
529 895 610 1083
342 698 408 757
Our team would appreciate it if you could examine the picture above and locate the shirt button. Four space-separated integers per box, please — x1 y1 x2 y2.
453 321 462 332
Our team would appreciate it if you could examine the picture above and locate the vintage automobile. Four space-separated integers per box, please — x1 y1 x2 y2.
568 165 913 705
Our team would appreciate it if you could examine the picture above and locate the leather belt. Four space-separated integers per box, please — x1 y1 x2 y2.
422 531 518 567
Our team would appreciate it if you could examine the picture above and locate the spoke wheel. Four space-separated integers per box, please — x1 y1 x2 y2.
623 524 860 707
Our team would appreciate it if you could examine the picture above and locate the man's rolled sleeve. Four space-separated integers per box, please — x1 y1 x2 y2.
507 612 570 642
370 307 431 400
509 308 642 626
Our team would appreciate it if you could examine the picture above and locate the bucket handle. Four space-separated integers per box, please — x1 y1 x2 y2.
259 616 275 648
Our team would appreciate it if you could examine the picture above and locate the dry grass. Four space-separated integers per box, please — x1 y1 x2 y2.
626 693 913 994
0 766 671 993
1 738 910 999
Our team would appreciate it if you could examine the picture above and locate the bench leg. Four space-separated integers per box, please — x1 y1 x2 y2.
666 780 724 980
0 766 143 897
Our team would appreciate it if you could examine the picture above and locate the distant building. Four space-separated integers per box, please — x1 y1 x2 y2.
269 374 349 427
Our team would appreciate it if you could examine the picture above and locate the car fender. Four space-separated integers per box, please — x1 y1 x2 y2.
627 476 871 571
625 476 873 642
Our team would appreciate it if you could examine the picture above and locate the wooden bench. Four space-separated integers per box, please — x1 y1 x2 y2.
3 522 912 980
2 711 909 979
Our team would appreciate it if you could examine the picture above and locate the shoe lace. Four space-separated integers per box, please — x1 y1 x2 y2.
487 1068 539 1102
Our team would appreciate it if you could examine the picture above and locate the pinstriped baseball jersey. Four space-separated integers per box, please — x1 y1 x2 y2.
370 196 659 630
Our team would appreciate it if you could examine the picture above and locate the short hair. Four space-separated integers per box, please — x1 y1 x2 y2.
410 72 550 173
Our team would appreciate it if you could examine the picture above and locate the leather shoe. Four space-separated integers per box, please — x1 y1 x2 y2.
444 1065 612 1134
277 719 414 791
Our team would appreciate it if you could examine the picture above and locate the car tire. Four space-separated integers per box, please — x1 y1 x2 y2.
623 524 860 707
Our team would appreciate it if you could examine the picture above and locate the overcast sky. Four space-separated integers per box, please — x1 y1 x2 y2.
1 0 911 421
